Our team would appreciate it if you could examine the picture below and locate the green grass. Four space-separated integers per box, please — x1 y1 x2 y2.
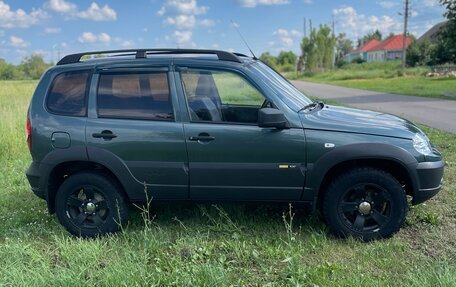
0 80 455 286
294 61 456 100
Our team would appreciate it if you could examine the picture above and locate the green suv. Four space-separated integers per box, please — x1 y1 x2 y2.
26 49 444 240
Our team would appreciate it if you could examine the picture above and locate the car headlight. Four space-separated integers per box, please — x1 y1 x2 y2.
413 133 432 155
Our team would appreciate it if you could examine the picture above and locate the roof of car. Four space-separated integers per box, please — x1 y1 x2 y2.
56 49 252 66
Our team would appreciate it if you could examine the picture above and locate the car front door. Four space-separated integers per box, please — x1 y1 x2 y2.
85 68 188 200
178 67 306 201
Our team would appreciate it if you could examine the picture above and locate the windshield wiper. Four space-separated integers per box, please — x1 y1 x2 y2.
299 101 324 112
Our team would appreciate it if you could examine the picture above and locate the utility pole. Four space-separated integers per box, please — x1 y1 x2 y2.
332 14 336 68
402 0 409 70
304 17 307 38
309 19 312 37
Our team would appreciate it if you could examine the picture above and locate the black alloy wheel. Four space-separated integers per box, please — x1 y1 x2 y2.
55 172 128 237
323 167 407 241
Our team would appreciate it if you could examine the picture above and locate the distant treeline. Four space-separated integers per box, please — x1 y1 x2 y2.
0 54 52 80
259 51 297 72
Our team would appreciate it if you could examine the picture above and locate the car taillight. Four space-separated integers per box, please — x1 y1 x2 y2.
26 116 31 152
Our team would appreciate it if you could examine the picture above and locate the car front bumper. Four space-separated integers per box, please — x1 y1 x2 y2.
412 160 444 205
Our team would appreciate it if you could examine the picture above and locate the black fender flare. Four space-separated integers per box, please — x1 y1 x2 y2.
306 142 419 203
39 146 88 205
85 146 144 200
39 146 144 212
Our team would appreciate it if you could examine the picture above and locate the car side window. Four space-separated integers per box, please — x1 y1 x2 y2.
97 72 174 121
181 69 265 124
46 70 91 116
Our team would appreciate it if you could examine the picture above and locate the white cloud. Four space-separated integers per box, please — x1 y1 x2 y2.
333 6 402 40
377 1 398 9
78 3 116 21
114 37 135 47
78 32 111 44
423 0 439 7
46 0 77 13
9 35 28 47
272 28 301 47
290 29 302 37
45 0 116 21
165 14 196 29
119 40 134 47
98 32 111 43
44 27 61 34
238 0 289 8
199 18 215 27
158 0 214 47
157 0 208 16
174 30 192 45
0 1 47 28
303 0 312 4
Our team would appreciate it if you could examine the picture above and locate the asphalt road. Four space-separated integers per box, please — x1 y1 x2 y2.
291 80 456 133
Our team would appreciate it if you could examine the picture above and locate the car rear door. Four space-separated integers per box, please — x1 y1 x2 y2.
177 66 306 201
85 66 188 200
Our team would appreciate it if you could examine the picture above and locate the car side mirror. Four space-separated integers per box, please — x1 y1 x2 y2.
258 108 289 129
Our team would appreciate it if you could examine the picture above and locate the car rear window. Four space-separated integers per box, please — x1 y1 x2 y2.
97 72 174 121
46 70 91 116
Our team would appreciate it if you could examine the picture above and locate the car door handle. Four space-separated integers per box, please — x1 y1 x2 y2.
188 135 215 142
92 130 117 140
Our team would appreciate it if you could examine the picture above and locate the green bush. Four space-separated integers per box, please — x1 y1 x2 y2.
335 60 348 68
350 57 365 64
0 54 51 80
278 63 295 73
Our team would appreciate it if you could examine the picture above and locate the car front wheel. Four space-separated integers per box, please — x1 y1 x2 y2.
323 167 407 241
55 172 129 237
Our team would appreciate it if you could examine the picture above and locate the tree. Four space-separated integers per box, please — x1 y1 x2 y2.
0 58 25 80
276 51 297 72
357 29 382 47
300 25 336 72
259 52 278 68
21 54 51 79
385 32 395 40
277 51 297 66
436 0 456 63
406 40 436 67
335 33 353 62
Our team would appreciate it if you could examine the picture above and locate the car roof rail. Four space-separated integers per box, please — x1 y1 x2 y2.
57 49 244 65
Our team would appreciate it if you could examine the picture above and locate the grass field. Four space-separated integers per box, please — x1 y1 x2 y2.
0 80 455 286
292 61 456 100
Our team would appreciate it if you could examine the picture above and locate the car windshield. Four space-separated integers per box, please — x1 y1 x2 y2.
247 61 312 111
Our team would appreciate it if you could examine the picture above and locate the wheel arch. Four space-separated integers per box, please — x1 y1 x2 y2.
39 147 141 213
45 160 129 213
306 143 420 211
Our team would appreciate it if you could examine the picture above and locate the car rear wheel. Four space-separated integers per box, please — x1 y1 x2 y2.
55 172 128 237
323 167 407 241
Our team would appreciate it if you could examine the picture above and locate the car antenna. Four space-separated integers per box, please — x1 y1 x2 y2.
231 20 258 60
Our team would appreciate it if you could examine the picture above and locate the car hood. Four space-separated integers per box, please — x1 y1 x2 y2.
299 105 422 139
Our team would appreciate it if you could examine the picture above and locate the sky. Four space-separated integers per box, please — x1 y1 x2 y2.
0 0 447 63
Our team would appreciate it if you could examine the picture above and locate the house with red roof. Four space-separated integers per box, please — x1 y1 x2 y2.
343 39 380 62
343 35 413 63
366 35 412 62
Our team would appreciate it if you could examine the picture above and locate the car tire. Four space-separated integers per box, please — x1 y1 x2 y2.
323 167 407 241
55 172 129 237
